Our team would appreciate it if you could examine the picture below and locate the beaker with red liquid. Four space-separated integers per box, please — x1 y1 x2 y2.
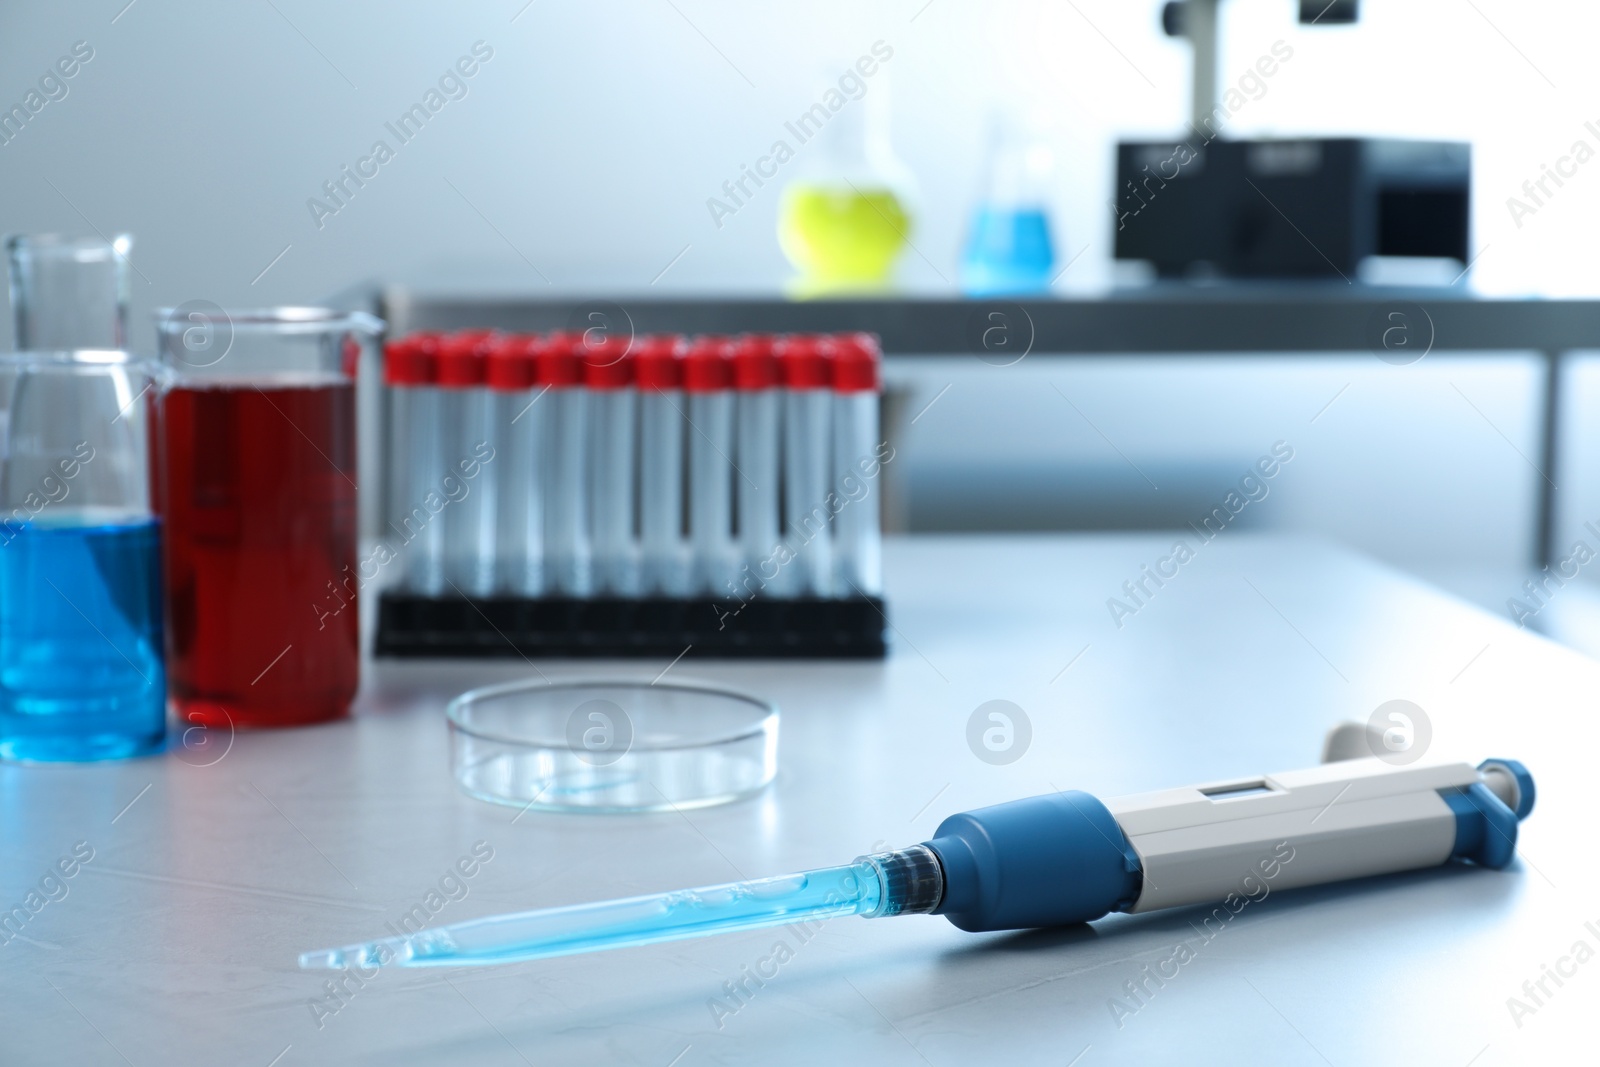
155 307 382 729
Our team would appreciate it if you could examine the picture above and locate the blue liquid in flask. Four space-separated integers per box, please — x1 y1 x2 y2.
959 206 1056 296
0 514 166 761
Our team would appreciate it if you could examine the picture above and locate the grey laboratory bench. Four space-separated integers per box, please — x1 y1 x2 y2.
4 534 1593 1066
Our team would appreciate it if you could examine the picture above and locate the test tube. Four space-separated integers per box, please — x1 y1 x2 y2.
733 335 781 600
436 332 498 596
384 336 431 592
538 333 591 597
585 334 639 596
487 335 543 595
635 336 688 596
831 333 883 597
777 335 834 598
684 336 737 596
393 333 445 594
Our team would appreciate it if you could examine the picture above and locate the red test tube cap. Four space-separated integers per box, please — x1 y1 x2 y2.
535 331 583 387
486 334 538 391
634 335 686 390
831 332 882 393
436 331 491 387
776 334 833 389
582 333 634 389
732 334 779 390
384 334 436 386
683 335 734 392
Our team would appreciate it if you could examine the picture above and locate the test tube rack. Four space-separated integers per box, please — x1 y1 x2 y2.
373 330 888 658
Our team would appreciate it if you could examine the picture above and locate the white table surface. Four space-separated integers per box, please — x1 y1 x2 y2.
4 533 1595 1067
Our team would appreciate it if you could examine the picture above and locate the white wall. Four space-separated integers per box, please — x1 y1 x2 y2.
3 0 1598 319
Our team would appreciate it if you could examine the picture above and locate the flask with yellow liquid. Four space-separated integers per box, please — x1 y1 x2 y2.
777 75 914 295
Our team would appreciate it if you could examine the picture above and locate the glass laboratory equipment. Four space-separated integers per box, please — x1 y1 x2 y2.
539 333 591 596
585 339 639 597
4 234 135 472
830 333 882 595
732 335 780 582
959 112 1057 295
435 331 498 596
777 73 914 294
383 332 446 594
155 307 381 729
7 233 133 349
685 336 737 595
485 335 542 596
776 335 832 597
0 351 165 761
446 679 778 813
636 335 688 596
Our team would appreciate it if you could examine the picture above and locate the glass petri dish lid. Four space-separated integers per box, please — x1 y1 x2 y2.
447 679 779 813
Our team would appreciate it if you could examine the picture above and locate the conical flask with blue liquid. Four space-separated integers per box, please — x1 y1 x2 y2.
960 112 1058 296
0 235 165 761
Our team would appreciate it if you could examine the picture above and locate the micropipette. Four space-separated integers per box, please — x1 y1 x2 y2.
299 754 1534 970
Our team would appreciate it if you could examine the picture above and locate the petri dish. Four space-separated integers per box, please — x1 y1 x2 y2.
447 679 779 813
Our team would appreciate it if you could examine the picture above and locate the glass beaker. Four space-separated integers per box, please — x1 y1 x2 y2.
0 350 165 762
155 307 382 729
7 233 133 349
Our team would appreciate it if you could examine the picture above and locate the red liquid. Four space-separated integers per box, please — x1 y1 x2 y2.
159 380 358 728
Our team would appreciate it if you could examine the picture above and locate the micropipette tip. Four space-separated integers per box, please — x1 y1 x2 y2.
296 852 941 970
299 929 461 970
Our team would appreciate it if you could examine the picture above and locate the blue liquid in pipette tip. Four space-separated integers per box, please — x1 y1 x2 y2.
0 515 166 762
301 862 883 970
